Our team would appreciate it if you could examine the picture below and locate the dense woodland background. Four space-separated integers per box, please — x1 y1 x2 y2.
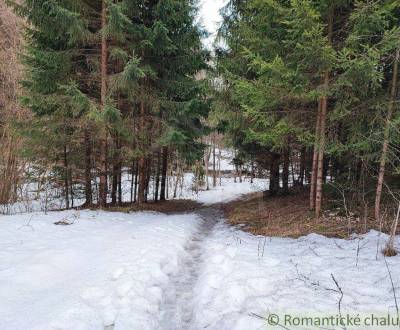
0 0 400 250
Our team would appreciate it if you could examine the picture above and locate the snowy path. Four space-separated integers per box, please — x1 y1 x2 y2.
159 206 222 329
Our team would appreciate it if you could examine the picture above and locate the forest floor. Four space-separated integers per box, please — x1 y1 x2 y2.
104 199 202 215
224 190 399 238
0 181 400 329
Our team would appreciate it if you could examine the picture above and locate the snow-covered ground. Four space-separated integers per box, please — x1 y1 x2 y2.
193 224 400 329
181 176 267 205
1 179 399 330
0 210 202 329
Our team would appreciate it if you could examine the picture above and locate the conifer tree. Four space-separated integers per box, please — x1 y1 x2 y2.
215 0 400 219
11 0 208 207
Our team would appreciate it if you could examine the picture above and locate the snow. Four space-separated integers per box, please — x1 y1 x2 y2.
193 223 400 329
0 210 201 329
181 176 267 205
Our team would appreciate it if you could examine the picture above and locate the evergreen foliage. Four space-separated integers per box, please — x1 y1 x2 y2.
10 0 209 206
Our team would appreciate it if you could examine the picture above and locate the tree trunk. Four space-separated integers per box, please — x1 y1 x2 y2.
384 202 400 256
298 147 306 186
99 0 108 208
315 9 333 218
63 145 70 209
69 164 74 208
111 166 117 205
145 157 151 202
134 162 138 202
269 152 280 197
212 134 217 187
315 72 329 218
218 148 222 186
204 147 210 190
84 129 92 205
375 49 399 220
138 101 146 204
310 100 322 209
160 146 168 201
250 159 255 184
138 157 146 203
117 166 122 205
130 161 135 203
173 156 180 198
282 148 289 195
154 150 161 202
111 135 121 206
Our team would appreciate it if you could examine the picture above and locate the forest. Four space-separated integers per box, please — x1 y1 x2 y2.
0 0 400 329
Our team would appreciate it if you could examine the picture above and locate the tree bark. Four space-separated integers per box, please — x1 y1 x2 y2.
204 147 210 190
111 167 117 206
282 147 289 195
315 9 333 218
375 49 399 220
137 157 146 204
117 166 122 205
315 71 329 218
160 146 168 201
298 146 306 186
212 134 217 187
63 145 70 209
218 148 222 186
269 152 280 197
130 161 135 203
138 101 146 204
111 135 121 206
84 129 92 205
250 159 254 184
98 0 108 208
154 150 161 202
134 162 138 202
384 202 400 256
310 100 322 209
145 157 151 202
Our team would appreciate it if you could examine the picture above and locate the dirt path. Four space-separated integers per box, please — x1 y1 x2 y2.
159 205 223 329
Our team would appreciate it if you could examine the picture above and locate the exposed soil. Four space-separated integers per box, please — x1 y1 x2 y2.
223 190 397 238
97 199 202 215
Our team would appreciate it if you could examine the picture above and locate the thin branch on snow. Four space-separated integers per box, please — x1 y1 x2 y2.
18 215 34 231
331 274 344 317
383 256 399 324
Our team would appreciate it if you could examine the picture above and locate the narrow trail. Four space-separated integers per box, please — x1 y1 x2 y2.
159 205 223 329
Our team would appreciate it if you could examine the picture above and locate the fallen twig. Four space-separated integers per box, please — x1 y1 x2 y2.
331 273 344 317
18 215 34 231
383 255 399 328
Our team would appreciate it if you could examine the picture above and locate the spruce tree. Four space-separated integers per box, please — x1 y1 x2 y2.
12 0 208 207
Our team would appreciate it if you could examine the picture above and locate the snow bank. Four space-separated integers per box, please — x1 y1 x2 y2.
193 224 400 329
0 210 200 329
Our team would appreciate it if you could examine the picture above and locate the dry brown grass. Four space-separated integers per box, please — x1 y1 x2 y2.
382 245 398 257
223 190 398 239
